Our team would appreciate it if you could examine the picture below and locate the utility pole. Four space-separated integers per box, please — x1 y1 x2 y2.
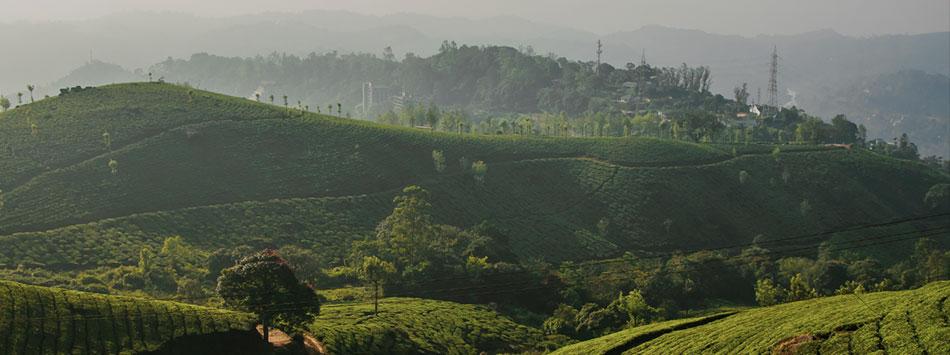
768 46 779 108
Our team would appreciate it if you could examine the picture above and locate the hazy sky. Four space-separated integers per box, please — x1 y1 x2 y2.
1 0 948 36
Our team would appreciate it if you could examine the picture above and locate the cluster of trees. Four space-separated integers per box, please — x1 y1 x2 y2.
377 97 874 148
343 186 555 311
543 235 948 340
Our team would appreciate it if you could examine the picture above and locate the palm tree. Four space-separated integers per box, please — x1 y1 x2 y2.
337 103 342 115
16 92 23 105
283 95 288 107
269 95 274 104
26 85 34 103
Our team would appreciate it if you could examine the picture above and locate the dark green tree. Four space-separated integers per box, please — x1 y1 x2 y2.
217 250 321 341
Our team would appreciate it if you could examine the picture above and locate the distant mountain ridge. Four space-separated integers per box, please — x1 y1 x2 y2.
3 11 946 94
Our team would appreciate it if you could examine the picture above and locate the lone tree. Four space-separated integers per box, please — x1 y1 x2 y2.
102 131 112 150
26 85 35 103
431 150 446 173
16 92 23 105
217 250 321 342
0 96 10 111
471 160 488 184
359 256 395 315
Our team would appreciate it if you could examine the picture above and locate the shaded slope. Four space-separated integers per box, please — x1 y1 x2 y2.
0 82 735 234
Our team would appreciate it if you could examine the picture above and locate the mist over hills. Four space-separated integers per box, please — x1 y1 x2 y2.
2 10 947 156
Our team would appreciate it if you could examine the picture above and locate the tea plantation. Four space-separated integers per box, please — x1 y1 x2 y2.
0 82 946 275
552 280 950 354
0 280 255 355
309 297 559 354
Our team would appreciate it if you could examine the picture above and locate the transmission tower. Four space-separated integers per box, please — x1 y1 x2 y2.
640 49 647 66
596 40 604 67
767 46 779 108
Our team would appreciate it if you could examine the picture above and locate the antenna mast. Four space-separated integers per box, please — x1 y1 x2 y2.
596 40 604 67
768 46 779 108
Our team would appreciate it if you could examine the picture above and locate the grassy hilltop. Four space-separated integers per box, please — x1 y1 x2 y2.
553 280 950 354
0 82 946 275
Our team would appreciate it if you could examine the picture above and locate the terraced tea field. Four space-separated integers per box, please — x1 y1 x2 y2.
0 280 255 355
552 281 950 354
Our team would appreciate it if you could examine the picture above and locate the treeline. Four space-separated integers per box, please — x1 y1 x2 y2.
382 100 874 146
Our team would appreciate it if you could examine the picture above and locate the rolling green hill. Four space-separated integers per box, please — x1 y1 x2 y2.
552 281 950 354
0 82 946 277
0 280 256 355
309 298 561 354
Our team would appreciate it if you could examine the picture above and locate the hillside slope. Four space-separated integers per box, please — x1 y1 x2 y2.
553 281 950 354
0 280 256 355
0 83 946 272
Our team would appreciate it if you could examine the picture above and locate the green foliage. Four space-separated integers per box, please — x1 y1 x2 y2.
0 280 254 355
754 278 784 306
786 273 819 302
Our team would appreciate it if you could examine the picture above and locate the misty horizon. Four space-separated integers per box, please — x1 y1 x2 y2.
2 0 948 37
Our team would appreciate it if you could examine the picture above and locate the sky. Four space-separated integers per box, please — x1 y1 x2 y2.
1 0 948 36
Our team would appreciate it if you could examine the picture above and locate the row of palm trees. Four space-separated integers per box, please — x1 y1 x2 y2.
251 92 344 116
1 85 36 111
